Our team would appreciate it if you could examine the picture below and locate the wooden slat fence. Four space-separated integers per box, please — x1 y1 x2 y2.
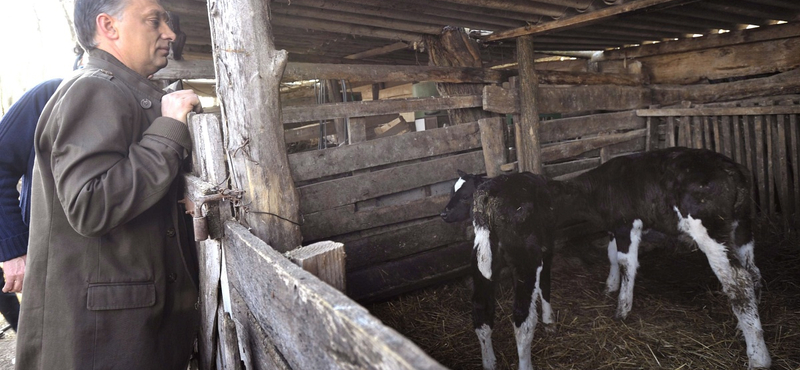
637 97 800 226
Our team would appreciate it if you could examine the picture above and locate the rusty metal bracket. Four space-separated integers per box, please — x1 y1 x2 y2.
180 187 244 241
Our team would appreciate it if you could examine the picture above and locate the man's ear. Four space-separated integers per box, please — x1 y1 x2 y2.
96 13 119 41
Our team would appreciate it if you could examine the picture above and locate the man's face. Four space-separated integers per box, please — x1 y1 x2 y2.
113 0 175 76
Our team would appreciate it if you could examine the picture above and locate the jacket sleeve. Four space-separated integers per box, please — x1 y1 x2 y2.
45 76 192 237
0 79 60 261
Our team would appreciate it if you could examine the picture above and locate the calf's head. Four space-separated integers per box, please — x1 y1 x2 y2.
441 170 484 223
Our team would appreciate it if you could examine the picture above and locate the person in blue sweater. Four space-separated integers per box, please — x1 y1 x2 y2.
0 78 63 332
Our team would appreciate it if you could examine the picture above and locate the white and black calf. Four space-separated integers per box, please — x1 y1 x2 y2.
441 148 771 370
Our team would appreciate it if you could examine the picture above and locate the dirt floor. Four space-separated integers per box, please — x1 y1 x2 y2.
366 219 800 370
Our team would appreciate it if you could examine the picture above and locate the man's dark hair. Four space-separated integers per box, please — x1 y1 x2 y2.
74 0 128 51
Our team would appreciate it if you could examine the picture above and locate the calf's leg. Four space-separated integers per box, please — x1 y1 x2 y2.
605 235 621 295
539 249 555 333
614 219 643 320
472 226 497 370
512 259 540 370
675 209 771 369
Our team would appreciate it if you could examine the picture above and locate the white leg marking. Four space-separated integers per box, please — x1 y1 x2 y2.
514 283 539 370
536 265 554 328
473 223 493 280
674 208 771 369
476 324 497 370
454 178 466 193
605 237 620 294
616 219 642 319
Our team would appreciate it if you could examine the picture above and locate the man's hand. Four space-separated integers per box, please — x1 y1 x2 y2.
161 89 201 124
2 255 26 293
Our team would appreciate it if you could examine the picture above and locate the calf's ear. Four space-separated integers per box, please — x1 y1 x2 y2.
457 169 468 178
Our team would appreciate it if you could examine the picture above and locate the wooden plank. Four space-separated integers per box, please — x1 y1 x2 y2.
284 122 336 144
636 106 800 117
298 151 484 214
210 0 301 250
712 117 721 153
344 218 470 271
543 157 601 179
152 59 215 80
634 37 800 85
754 115 768 213
283 62 510 83
790 110 800 219
652 68 800 106
345 42 409 60
283 95 482 124
228 286 289 370
347 117 367 144
479 117 507 177
223 221 446 370
765 108 776 215
517 35 543 174
197 238 222 370
285 241 346 292
217 311 243 370
678 117 690 148
666 116 676 147
703 117 713 151
775 112 791 223
692 116 704 149
289 121 481 182
734 116 744 165
301 194 451 241
484 0 682 41
721 116 732 158
483 84 650 115
596 22 800 61
540 129 647 163
347 242 472 303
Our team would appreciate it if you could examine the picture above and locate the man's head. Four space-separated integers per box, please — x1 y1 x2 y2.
74 0 175 77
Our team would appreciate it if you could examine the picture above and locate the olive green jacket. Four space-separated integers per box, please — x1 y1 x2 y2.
16 50 199 370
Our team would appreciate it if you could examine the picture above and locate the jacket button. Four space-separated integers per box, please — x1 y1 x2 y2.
140 98 152 109
167 273 178 282
166 228 176 237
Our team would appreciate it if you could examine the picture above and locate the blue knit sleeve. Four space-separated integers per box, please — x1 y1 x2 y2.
0 78 61 261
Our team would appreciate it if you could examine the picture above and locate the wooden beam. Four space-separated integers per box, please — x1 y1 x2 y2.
431 0 565 17
283 62 511 83
209 0 302 251
479 117 507 178
483 84 650 115
285 241 346 292
152 59 215 80
484 0 688 42
637 106 800 117
282 95 482 124
651 68 800 105
595 22 800 61
271 15 424 43
271 3 443 35
289 121 482 182
345 42 409 60
223 221 446 369
516 35 543 174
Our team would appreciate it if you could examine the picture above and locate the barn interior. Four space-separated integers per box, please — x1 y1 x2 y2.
158 0 800 369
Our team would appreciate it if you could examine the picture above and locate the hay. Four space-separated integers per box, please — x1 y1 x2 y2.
365 218 800 369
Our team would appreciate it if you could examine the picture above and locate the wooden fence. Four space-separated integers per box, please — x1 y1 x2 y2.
638 95 800 227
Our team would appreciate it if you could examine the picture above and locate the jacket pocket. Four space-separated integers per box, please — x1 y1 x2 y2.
87 282 156 310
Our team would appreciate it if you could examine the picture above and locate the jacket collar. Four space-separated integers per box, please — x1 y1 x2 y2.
84 49 165 103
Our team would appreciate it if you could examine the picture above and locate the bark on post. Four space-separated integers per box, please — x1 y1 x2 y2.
426 27 494 125
208 0 302 251
517 35 543 174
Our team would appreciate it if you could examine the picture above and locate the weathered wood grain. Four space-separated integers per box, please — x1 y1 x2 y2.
285 241 346 292
652 68 800 106
347 242 472 303
517 35 543 174
298 151 484 214
283 62 511 83
209 0 301 250
542 110 645 144
636 106 800 117
344 218 470 271
224 221 446 370
541 129 647 163
479 117 508 177
301 194 451 241
289 121 481 182
483 84 650 115
283 95 482 124
754 115 767 212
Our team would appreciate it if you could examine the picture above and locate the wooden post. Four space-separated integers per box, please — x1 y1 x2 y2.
425 27 495 125
208 0 302 251
347 117 367 144
285 241 346 292
516 35 543 174
478 117 507 178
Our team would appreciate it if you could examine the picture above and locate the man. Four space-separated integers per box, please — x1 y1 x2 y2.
16 0 202 368
0 79 63 333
